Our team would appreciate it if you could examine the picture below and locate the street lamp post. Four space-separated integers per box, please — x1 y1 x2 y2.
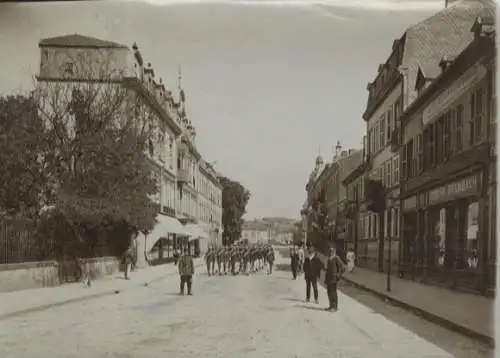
386 193 395 292
333 141 342 247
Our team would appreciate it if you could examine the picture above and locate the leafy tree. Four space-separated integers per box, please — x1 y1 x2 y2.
219 176 250 246
33 77 160 256
0 94 49 217
1 51 162 258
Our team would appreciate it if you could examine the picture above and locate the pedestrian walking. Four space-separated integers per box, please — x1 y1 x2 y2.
290 246 298 279
303 244 322 304
205 248 214 276
122 245 134 280
346 249 356 273
178 248 195 295
324 247 346 311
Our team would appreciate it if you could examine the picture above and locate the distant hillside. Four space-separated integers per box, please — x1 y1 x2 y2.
243 217 299 234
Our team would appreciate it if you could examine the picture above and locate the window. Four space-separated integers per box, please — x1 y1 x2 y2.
455 104 464 152
64 62 74 75
401 144 408 180
43 50 49 61
436 116 444 164
469 88 484 145
394 98 401 121
386 160 392 188
443 110 451 160
392 156 399 185
369 128 374 155
380 115 386 148
428 122 436 167
417 134 423 174
387 108 393 142
406 139 414 178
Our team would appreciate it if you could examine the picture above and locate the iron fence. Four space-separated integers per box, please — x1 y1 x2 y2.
0 216 59 264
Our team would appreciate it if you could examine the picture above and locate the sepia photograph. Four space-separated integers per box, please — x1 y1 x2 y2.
0 0 496 357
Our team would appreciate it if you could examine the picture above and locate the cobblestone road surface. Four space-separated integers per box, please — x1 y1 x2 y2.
0 254 491 358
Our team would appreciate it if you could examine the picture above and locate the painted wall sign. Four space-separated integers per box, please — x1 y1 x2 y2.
423 63 487 125
427 173 481 206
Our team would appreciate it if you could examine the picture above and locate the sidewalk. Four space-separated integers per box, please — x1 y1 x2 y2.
0 258 204 320
316 253 494 347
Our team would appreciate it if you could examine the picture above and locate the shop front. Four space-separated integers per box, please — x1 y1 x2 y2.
400 172 490 293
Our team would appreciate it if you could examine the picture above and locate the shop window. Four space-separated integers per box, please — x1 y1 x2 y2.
466 202 479 269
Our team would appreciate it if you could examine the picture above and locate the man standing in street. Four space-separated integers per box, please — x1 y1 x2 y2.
303 244 322 304
324 247 346 311
178 248 195 295
122 245 134 280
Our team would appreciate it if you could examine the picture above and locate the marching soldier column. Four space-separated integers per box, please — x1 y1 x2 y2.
204 244 275 276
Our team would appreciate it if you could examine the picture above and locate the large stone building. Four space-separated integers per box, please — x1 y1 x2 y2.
395 16 495 294
37 34 223 264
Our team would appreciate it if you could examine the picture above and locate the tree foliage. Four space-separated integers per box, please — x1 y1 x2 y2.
0 53 161 256
0 95 47 217
219 176 250 246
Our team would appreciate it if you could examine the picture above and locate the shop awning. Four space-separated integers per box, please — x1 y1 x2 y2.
143 215 191 252
184 223 209 241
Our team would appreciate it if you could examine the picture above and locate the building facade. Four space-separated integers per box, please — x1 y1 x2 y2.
197 160 223 247
37 34 223 264
357 0 494 273
396 17 495 294
241 221 271 245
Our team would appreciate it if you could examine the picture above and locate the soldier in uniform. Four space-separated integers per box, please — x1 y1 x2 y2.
216 247 222 274
205 247 214 276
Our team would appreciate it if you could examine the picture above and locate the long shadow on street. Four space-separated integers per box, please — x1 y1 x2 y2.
338 281 493 358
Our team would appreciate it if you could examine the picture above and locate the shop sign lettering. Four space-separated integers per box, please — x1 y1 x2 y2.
428 174 480 205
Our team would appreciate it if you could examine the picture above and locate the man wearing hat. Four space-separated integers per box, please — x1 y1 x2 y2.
178 247 195 295
303 243 322 304
324 246 346 311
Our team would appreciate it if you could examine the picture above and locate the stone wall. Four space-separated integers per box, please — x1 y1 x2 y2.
0 256 119 293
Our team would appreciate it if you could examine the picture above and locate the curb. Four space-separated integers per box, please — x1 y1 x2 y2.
340 276 495 348
0 262 204 321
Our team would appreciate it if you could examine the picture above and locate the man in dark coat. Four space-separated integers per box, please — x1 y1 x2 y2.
324 247 346 311
303 244 322 304
290 245 299 279
178 248 195 295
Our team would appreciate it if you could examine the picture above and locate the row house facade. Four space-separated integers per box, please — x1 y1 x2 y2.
302 149 362 258
37 34 223 264
356 0 494 274
395 17 496 295
197 160 223 247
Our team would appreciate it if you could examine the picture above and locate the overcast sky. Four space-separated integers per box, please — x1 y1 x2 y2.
0 0 444 220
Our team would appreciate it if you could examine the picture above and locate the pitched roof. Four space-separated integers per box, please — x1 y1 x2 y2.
39 34 128 49
402 0 495 105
